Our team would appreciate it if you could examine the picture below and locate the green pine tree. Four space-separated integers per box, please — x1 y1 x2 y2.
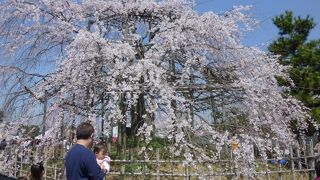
269 11 320 136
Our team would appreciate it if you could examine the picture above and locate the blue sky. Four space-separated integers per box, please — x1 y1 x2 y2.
195 0 320 48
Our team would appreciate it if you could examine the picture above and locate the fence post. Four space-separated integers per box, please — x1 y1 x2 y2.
277 159 283 180
14 151 17 177
303 138 307 165
130 152 133 180
297 146 303 180
120 166 125 180
208 162 213 180
265 160 270 180
18 147 22 177
231 146 238 179
290 145 296 180
184 162 189 180
171 150 174 180
54 163 57 180
35 146 39 164
143 153 146 179
308 139 315 180
44 147 48 180
218 151 222 180
156 148 160 180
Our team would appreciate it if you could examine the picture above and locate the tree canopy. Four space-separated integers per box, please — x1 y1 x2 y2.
0 1 312 175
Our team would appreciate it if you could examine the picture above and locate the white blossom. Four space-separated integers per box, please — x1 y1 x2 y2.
0 0 314 176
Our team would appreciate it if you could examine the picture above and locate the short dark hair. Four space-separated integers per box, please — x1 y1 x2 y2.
93 143 107 154
76 122 94 140
316 160 320 177
31 163 44 180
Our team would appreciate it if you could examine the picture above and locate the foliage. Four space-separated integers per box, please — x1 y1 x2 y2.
19 125 41 138
147 137 169 149
269 11 320 135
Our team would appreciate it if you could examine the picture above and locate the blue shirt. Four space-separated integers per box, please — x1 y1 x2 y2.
65 144 105 180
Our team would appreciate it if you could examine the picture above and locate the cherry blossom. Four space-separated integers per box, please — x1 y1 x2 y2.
0 0 313 176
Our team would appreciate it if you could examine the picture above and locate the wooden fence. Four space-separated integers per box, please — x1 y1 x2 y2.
0 139 319 179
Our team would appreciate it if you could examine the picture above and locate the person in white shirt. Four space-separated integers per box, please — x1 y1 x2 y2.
93 143 111 173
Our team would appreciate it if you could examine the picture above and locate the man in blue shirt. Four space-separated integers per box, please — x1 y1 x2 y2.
65 122 105 180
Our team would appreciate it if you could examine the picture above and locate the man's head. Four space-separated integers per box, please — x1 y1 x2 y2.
76 122 94 147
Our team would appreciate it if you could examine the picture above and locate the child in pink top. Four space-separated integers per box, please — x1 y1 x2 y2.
94 143 111 173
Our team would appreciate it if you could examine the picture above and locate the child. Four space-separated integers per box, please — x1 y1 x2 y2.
93 143 111 173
